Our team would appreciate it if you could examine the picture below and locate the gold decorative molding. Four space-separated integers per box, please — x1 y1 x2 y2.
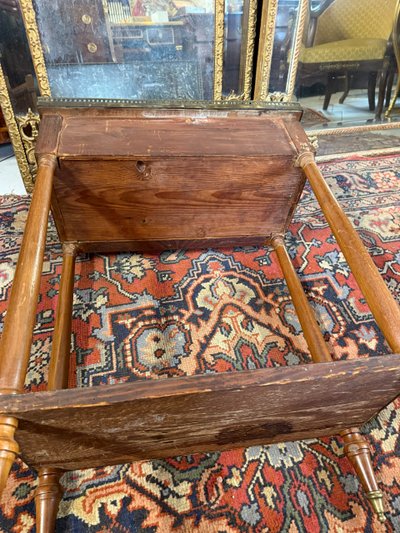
240 0 258 100
0 64 34 192
264 91 290 102
213 0 225 101
285 0 308 98
254 0 279 100
16 109 40 182
19 0 51 97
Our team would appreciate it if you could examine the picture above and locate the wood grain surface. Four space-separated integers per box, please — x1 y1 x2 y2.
35 108 310 251
1 355 399 471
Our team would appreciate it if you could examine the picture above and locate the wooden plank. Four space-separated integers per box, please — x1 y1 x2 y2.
54 157 304 243
1 356 399 471
56 115 295 158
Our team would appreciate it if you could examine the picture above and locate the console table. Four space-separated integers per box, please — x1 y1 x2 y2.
0 101 399 532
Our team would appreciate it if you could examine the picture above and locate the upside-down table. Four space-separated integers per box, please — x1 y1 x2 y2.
0 100 399 532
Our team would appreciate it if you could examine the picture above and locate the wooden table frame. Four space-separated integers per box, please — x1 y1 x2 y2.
0 104 399 532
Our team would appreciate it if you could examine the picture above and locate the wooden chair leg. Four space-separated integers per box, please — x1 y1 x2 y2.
368 72 377 111
376 65 389 119
35 243 77 532
323 73 334 110
0 154 56 491
385 75 400 117
385 69 395 108
342 428 385 522
339 73 351 104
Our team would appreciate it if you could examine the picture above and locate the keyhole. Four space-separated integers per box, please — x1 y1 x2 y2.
136 160 146 173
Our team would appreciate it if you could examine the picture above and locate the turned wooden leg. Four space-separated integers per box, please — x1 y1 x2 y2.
35 468 64 533
297 153 400 353
271 236 331 363
35 243 77 532
0 154 56 491
295 151 400 521
341 428 385 522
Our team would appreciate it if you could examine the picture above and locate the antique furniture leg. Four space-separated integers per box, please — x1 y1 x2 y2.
368 72 378 111
297 152 400 353
271 236 331 363
339 73 351 105
295 151 400 521
272 234 387 521
35 243 77 533
342 428 385 521
376 62 390 118
0 154 56 491
323 73 335 110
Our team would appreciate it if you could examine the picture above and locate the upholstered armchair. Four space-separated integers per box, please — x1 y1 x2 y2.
297 0 397 115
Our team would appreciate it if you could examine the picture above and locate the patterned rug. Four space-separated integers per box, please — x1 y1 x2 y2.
0 153 399 532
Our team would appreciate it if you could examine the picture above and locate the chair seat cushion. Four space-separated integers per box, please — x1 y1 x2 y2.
299 38 387 64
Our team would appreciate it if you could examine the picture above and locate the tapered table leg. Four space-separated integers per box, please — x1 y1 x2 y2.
342 428 385 522
298 153 400 353
0 154 56 491
295 151 399 521
35 243 77 533
272 236 331 363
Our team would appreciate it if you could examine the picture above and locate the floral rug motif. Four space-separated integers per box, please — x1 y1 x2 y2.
0 153 399 532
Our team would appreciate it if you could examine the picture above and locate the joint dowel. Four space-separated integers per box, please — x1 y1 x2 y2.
298 154 400 353
47 243 77 391
0 154 57 393
272 236 332 363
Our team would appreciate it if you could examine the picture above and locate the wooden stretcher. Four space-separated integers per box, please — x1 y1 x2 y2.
0 100 399 532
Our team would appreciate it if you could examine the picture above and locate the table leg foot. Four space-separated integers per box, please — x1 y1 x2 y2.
35 468 64 533
0 416 19 492
341 428 385 522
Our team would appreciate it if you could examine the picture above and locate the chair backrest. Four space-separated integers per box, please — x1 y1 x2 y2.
314 0 397 45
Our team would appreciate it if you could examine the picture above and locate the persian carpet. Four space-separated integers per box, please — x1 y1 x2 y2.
0 153 399 532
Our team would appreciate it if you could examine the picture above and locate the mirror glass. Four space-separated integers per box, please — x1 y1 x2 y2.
222 0 245 97
294 0 399 128
33 0 222 100
0 0 39 114
268 0 300 94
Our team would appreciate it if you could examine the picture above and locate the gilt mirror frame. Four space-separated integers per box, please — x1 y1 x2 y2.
1 0 400 191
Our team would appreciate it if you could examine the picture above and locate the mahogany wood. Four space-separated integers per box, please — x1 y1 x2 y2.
0 356 399 471
47 244 77 391
35 468 64 533
298 154 400 353
35 243 77 532
0 155 56 491
272 236 332 363
0 155 56 393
